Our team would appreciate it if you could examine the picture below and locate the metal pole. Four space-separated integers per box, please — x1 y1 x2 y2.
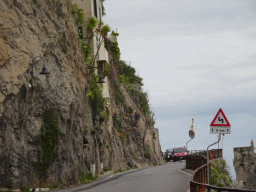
186 138 193 152
222 134 225 158
207 133 221 184
218 135 219 149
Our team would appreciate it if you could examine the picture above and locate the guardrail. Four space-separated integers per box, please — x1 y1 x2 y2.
189 149 256 192
186 154 207 170
188 150 206 155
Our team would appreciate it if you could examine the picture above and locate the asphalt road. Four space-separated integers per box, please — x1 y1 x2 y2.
79 160 191 192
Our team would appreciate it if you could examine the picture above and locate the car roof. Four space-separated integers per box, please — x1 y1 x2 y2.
173 147 186 149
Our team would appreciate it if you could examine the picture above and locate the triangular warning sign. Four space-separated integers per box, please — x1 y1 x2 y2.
210 108 231 126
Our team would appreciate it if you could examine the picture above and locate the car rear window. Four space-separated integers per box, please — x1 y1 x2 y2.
174 148 187 153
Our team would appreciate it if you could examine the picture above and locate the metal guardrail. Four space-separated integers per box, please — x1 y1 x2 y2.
188 150 206 155
189 149 256 192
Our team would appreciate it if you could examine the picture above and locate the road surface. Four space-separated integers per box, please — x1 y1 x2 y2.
78 160 191 192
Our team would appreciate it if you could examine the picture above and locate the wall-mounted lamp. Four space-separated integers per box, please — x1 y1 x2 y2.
31 56 50 76
97 75 105 83
85 66 106 84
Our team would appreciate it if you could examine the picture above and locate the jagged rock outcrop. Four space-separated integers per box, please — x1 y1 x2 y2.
233 140 256 190
0 0 163 188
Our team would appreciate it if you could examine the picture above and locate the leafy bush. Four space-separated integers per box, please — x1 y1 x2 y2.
100 110 109 122
210 159 233 188
72 3 85 26
81 172 97 184
100 25 111 35
80 40 91 60
128 88 150 116
114 91 125 105
7 180 13 189
37 107 60 180
89 75 107 117
87 17 98 31
103 166 110 172
118 74 130 85
116 61 143 86
144 145 151 159
21 186 30 192
110 41 121 60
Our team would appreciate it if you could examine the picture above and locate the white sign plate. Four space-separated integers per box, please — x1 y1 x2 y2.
210 127 231 134
210 108 231 134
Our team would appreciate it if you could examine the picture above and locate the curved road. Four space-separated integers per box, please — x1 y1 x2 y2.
81 160 190 192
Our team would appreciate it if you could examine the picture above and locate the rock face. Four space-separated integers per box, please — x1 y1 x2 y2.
233 140 256 190
0 0 163 188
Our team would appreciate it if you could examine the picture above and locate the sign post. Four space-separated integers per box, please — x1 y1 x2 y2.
186 118 195 152
207 108 231 185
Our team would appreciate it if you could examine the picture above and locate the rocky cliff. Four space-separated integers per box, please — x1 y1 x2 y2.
0 0 163 188
233 140 256 190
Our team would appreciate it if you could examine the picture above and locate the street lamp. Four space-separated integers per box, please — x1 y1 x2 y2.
85 66 106 84
97 75 105 83
31 56 50 76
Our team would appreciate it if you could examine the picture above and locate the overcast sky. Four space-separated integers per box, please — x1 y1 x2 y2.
103 0 256 180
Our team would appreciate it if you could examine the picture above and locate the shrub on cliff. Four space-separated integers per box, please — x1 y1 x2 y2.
37 107 60 181
89 74 107 118
144 145 152 159
210 159 232 188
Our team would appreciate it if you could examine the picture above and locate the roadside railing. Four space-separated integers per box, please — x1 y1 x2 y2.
189 149 256 192
186 154 207 170
188 150 206 155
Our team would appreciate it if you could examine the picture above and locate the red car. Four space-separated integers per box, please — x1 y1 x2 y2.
173 147 188 162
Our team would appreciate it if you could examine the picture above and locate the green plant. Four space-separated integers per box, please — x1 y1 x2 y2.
210 159 232 188
116 60 143 86
110 41 121 60
127 107 133 114
72 3 85 26
132 166 138 169
144 145 151 159
81 172 97 184
114 91 124 105
152 131 156 138
37 107 60 181
118 74 130 85
80 40 91 60
103 166 110 172
102 4 106 16
106 144 110 148
87 17 98 31
21 186 30 192
111 31 119 37
100 25 111 36
100 110 109 122
89 74 107 118
7 180 13 190
113 118 122 130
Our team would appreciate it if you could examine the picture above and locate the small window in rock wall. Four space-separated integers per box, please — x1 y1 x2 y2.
94 0 97 18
